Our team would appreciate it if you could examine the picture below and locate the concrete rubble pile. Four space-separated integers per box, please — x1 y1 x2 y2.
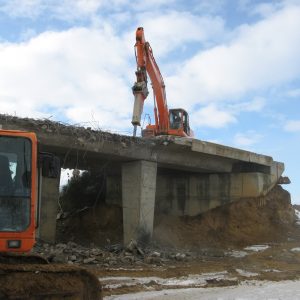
0 113 158 145
33 240 226 267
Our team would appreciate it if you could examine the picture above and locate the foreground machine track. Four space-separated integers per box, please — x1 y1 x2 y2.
0 263 102 299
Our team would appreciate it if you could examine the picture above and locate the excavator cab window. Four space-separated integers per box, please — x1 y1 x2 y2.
0 136 31 232
169 109 182 130
169 109 190 135
182 110 190 136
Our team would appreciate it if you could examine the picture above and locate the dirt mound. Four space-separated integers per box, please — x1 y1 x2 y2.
153 185 296 249
56 203 123 246
57 185 295 250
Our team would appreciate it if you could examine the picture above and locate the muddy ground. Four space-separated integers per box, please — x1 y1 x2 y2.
52 184 300 298
93 227 300 298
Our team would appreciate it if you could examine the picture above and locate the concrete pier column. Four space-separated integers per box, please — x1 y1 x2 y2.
122 160 157 245
37 173 61 243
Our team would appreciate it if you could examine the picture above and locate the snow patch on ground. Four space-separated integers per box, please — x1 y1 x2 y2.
107 268 145 271
244 244 270 252
105 280 300 300
226 250 248 258
235 269 259 277
101 276 161 289
263 269 281 273
291 247 300 252
100 271 232 290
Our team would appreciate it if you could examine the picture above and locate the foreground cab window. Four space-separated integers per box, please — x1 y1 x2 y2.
0 136 31 232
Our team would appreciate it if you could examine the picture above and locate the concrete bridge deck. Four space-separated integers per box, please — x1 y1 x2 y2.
0 114 281 173
0 114 285 244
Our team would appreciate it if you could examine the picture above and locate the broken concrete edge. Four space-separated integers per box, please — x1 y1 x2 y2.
0 114 280 169
0 113 161 147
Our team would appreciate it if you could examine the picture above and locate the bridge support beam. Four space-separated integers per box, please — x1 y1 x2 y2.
37 173 61 243
122 160 157 245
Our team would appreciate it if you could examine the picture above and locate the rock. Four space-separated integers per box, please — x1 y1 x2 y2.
52 254 67 263
67 241 78 248
144 256 161 264
108 259 117 266
121 256 135 263
151 251 161 258
126 240 138 252
175 253 186 261
56 243 67 249
137 247 144 256
69 255 77 261
91 248 102 256
83 257 96 264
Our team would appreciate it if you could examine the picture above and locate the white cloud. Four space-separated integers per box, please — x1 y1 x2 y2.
251 2 284 17
0 0 44 18
229 96 266 113
166 4 300 108
190 104 236 128
0 26 134 131
193 0 226 14
0 0 176 21
52 0 104 20
0 0 114 20
234 131 263 147
286 88 300 98
0 8 226 132
127 11 225 57
284 120 300 132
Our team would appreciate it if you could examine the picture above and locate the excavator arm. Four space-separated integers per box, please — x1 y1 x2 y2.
131 27 169 136
131 27 193 138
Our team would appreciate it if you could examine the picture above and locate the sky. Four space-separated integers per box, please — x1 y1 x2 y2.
0 0 299 203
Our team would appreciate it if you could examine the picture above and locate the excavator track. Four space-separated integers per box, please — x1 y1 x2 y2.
0 263 102 299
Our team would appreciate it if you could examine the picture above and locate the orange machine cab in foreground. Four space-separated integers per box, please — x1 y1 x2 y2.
0 130 37 253
131 27 193 138
0 130 103 299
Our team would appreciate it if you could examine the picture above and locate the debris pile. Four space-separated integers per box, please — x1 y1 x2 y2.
0 113 163 146
56 185 297 251
33 240 200 267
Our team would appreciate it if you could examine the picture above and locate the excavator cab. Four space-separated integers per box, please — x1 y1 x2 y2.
169 109 191 136
0 131 37 253
0 130 103 299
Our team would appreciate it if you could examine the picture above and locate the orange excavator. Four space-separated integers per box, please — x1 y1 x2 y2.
131 27 193 138
0 129 102 299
